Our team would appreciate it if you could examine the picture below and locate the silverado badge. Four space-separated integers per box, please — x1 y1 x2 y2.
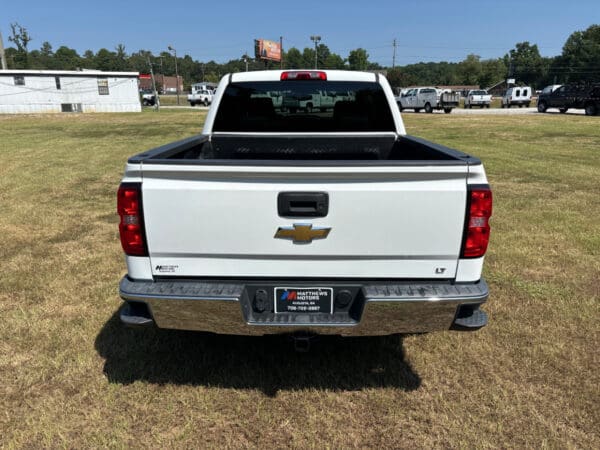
274 224 331 244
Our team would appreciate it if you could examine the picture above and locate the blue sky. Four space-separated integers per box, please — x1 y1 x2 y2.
2 0 599 66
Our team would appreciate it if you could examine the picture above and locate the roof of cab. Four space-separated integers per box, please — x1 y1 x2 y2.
230 70 378 83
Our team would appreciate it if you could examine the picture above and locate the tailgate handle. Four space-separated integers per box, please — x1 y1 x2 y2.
278 192 329 217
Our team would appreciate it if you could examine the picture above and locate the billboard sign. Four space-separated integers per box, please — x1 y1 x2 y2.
255 39 281 62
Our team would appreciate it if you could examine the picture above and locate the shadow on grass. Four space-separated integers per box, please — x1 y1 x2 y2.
95 310 421 396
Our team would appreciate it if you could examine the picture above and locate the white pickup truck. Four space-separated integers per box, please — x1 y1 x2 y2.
464 90 492 108
396 87 459 113
187 89 214 107
118 70 492 341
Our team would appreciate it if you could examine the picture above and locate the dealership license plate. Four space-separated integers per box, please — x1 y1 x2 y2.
274 287 333 314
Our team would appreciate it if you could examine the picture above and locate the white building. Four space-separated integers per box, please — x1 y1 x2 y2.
0 70 141 113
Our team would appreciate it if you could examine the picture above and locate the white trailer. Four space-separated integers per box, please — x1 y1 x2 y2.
0 70 141 114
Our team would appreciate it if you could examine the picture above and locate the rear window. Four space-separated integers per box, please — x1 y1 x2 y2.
213 81 395 132
472 90 487 95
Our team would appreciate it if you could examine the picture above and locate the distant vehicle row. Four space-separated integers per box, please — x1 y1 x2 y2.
537 83 600 115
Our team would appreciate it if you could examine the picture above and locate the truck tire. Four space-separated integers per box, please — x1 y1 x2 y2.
537 101 547 113
189 102 195 107
397 102 403 112
559 108 568 114
584 103 597 116
203 99 209 107
507 103 511 109
424 103 432 113
486 104 490 108
414 108 421 113
526 102 531 108
444 108 452 114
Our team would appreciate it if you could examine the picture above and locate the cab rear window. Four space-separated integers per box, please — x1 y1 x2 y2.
213 81 395 132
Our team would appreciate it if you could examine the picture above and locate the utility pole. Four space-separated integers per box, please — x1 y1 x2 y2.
243 54 249 72
168 45 180 105
280 36 283 69
147 57 160 111
392 38 397 69
310 35 321 69
0 30 7 70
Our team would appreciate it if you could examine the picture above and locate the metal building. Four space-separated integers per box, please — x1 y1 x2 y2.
0 69 141 113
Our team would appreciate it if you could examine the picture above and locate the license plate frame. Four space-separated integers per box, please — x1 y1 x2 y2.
274 287 334 314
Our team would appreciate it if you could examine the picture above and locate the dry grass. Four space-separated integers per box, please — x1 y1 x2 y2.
0 110 598 448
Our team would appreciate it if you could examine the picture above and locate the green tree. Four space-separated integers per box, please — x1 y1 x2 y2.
505 42 544 87
348 48 369 71
324 53 346 69
457 54 482 85
8 22 32 68
285 47 303 69
54 46 81 70
479 58 507 88
554 24 600 83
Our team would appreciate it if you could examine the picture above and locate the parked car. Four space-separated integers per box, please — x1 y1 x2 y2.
187 89 214 107
396 87 459 113
464 90 492 108
501 86 532 108
537 83 600 115
140 89 157 106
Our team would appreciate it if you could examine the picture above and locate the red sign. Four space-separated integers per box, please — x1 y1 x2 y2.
139 74 152 79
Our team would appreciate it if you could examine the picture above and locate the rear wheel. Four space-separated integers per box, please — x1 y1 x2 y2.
537 101 547 113
507 103 511 108
203 99 209 107
189 102 195 107
584 103 597 116
424 103 432 113
526 102 531 108
468 104 472 109
414 108 421 113
559 107 568 114
443 108 452 114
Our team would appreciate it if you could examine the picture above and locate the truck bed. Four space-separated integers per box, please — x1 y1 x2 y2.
130 134 480 164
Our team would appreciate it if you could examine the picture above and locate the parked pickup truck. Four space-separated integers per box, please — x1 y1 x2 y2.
118 70 492 340
187 89 214 107
464 90 492 108
537 83 600 116
396 87 459 113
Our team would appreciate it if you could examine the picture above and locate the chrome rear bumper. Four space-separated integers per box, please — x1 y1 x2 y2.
119 276 488 336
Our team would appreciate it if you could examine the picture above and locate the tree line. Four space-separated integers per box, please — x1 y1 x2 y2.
5 23 599 90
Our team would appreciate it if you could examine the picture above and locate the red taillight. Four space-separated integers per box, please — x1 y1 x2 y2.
281 71 327 81
461 185 493 258
117 183 147 256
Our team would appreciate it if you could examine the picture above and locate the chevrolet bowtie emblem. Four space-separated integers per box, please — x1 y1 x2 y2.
274 224 331 244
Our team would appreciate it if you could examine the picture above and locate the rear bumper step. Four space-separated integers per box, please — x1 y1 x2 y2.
119 277 488 336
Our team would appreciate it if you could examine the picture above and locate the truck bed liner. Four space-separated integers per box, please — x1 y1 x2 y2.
129 135 480 165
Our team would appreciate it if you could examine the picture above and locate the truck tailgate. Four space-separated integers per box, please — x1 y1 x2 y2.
141 164 468 279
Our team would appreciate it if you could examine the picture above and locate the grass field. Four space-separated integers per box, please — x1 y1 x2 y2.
0 110 598 448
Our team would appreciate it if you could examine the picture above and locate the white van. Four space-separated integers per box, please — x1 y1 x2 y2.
501 86 532 108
